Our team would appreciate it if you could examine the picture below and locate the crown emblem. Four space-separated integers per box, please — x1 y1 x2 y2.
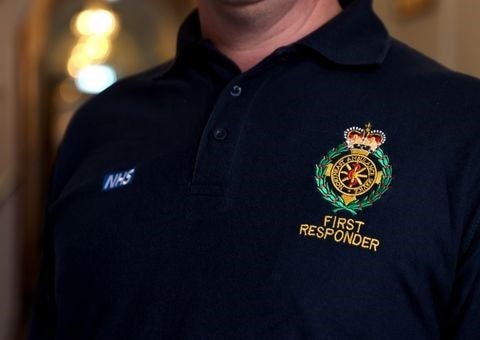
344 123 386 154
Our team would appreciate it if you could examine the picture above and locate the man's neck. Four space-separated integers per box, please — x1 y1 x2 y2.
197 0 342 72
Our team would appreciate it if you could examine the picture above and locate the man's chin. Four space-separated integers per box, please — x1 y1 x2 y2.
216 0 266 7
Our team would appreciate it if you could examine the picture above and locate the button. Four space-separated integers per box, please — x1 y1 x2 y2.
230 85 242 97
213 128 228 141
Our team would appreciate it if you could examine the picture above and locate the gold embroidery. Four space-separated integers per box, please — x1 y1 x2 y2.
299 216 380 252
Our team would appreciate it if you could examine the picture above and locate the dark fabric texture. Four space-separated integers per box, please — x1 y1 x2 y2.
29 0 480 338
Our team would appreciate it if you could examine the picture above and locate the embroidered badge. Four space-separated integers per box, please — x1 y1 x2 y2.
315 123 392 215
102 168 136 191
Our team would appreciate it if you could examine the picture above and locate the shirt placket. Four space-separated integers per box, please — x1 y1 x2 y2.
190 76 254 196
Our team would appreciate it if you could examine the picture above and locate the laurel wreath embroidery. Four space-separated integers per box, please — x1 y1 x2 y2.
315 143 393 215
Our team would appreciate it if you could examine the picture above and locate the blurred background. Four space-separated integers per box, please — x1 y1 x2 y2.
0 0 479 339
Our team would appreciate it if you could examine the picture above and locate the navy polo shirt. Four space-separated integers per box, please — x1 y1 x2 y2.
30 0 480 338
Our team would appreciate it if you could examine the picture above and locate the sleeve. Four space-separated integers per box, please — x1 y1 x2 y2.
27 79 125 338
444 136 480 339
27 106 90 339
27 211 57 339
27 136 70 339
445 211 480 339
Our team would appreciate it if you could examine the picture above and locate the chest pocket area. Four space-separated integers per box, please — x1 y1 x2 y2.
50 149 189 270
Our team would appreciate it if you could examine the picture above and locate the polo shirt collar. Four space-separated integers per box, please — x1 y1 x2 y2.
298 0 391 65
175 0 390 67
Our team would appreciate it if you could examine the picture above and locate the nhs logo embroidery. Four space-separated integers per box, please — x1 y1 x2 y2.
102 168 136 191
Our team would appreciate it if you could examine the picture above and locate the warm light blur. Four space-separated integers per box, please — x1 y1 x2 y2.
75 36 111 60
72 8 120 37
67 35 112 76
67 6 120 92
58 79 82 103
67 50 91 76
